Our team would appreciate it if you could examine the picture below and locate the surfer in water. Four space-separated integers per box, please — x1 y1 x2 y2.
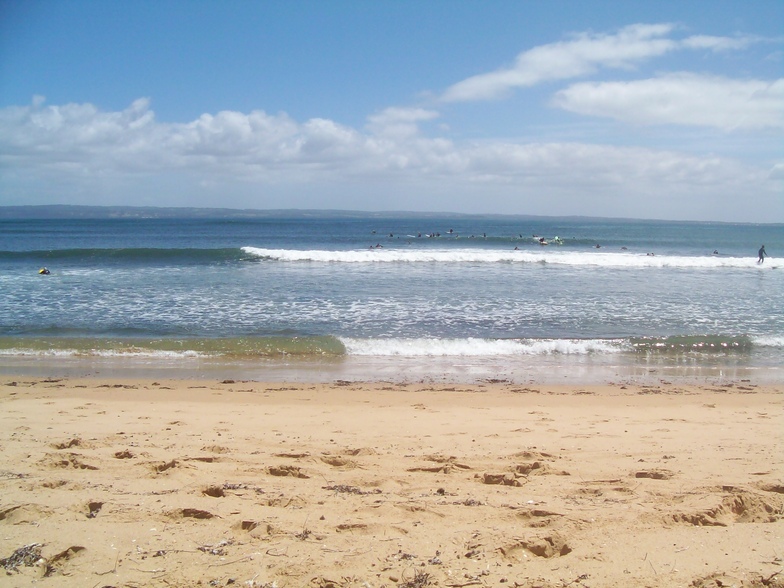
758 245 767 264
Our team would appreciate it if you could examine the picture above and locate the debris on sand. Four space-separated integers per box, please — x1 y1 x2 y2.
1 543 43 571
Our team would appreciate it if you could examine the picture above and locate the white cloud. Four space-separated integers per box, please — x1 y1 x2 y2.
552 73 784 130
30 99 744 191
366 107 440 138
441 23 758 102
0 97 158 166
770 163 784 179
1 97 779 222
0 98 373 178
681 34 755 51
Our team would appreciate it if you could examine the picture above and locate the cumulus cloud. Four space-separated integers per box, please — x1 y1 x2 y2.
0 97 372 179
0 99 451 180
441 23 757 102
0 97 155 153
0 96 772 201
552 74 784 130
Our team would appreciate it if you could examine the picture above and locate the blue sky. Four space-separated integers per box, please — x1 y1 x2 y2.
1 0 782 221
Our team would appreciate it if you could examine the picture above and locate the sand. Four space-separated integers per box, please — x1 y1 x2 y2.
0 376 782 588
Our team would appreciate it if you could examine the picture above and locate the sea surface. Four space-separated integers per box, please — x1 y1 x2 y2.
1 213 782 383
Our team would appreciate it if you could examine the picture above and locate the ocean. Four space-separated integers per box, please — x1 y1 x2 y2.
1 212 782 383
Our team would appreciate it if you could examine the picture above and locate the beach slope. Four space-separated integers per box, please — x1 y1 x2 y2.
0 378 782 587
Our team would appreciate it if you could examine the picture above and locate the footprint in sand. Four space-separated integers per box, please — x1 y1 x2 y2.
268 465 310 478
670 489 783 526
41 452 98 470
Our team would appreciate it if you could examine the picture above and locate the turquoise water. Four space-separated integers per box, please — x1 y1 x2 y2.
1 213 782 382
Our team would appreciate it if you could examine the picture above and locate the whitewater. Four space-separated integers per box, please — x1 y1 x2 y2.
242 246 770 268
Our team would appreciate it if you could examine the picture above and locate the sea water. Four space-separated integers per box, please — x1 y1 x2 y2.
1 213 782 383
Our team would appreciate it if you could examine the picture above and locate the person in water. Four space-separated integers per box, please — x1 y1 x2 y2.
758 245 767 263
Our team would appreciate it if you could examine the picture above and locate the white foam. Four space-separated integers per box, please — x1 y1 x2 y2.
242 247 761 269
751 335 784 348
339 337 627 357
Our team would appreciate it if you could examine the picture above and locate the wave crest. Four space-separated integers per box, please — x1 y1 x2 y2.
242 247 764 268
339 337 626 356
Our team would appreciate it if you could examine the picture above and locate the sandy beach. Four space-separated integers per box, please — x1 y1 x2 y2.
1 376 782 588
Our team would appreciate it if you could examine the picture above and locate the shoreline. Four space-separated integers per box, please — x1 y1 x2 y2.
1 376 782 587
2 354 783 386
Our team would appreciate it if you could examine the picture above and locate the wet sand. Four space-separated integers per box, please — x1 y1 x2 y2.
0 377 782 587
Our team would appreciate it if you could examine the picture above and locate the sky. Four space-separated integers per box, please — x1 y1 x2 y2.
0 0 782 222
